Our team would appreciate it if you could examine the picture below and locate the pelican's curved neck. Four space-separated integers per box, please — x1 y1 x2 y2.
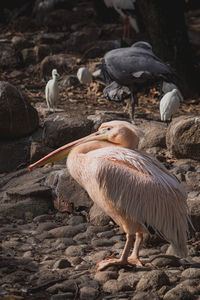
69 140 114 156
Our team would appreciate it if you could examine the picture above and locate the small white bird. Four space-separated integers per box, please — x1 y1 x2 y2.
77 67 93 95
45 69 59 112
160 89 183 123
77 67 92 85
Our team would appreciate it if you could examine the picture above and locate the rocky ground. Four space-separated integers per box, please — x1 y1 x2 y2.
0 1 200 299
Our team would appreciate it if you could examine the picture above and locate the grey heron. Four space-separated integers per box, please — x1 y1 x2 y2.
102 41 178 119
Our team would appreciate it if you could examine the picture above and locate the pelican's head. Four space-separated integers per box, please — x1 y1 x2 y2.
28 120 144 171
98 120 144 149
52 69 60 79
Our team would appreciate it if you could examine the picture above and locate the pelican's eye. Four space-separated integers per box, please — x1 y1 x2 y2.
106 127 111 131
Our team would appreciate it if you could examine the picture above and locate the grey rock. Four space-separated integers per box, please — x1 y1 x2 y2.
47 279 77 294
0 81 39 139
65 28 100 53
185 171 200 191
89 203 111 226
97 230 115 238
84 250 111 264
181 268 200 279
65 245 85 256
0 43 19 70
34 32 67 45
43 113 93 148
136 270 170 291
59 76 80 91
103 279 123 293
51 293 74 300
0 197 53 219
67 216 85 226
66 256 83 266
91 238 116 248
150 255 181 268
12 36 33 50
49 224 88 238
36 222 57 234
79 286 99 300
53 238 76 247
30 141 54 164
34 44 51 63
86 225 111 235
53 259 71 269
166 116 200 160
21 48 36 65
0 138 31 173
46 168 92 210
132 292 158 300
187 193 200 231
117 271 142 290
33 214 53 223
139 121 167 150
163 285 193 300
94 271 118 283
40 54 76 79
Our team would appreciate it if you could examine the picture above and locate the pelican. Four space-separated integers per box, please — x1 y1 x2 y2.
160 89 183 123
45 69 59 112
28 120 190 271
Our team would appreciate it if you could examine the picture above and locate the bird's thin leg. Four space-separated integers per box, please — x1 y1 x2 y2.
127 19 131 40
130 92 138 119
123 20 126 40
87 85 91 96
97 233 134 271
128 232 143 267
123 17 129 40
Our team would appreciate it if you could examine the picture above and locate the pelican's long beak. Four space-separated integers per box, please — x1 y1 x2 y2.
28 130 108 171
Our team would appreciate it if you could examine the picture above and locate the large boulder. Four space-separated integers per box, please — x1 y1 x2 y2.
139 121 167 150
0 138 30 173
40 54 76 79
166 116 200 160
0 167 53 217
45 167 92 210
0 81 39 139
0 43 19 70
43 113 93 148
187 192 200 232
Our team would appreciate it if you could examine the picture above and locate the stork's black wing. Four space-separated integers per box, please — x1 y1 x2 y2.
102 41 177 87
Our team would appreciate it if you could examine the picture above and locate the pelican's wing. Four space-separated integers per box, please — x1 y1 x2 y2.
92 147 190 256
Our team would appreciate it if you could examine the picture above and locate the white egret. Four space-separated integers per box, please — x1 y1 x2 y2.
45 69 59 112
77 67 93 95
160 89 183 123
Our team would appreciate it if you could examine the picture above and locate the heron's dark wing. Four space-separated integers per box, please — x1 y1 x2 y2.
103 47 176 86
103 81 130 102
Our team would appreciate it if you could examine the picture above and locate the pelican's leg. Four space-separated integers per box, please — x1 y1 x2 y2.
97 233 134 271
128 232 143 267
